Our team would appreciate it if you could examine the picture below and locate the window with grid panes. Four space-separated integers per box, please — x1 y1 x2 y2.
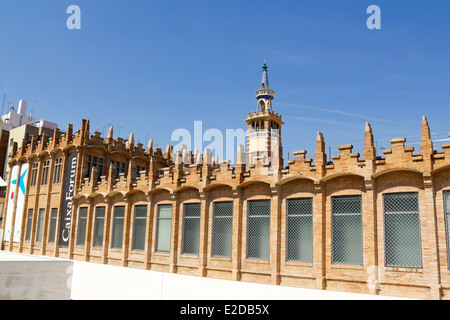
445 191 450 269
155 204 172 252
132 205 147 251
211 201 233 258
286 198 313 263
41 160 50 185
85 156 104 179
48 208 58 243
76 207 88 246
110 160 125 178
25 209 33 241
384 192 422 268
111 206 125 249
181 203 201 255
247 200 271 260
30 163 38 187
331 195 363 266
53 157 63 184
35 208 45 242
93 207 106 247
136 166 145 179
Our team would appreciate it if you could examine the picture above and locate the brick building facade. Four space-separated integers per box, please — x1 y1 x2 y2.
1 65 450 300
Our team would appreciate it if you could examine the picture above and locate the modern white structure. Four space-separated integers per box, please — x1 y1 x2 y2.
1 100 58 180
1 100 34 131
0 251 412 300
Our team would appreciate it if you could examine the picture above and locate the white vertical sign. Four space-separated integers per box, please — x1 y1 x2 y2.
13 163 29 242
3 165 19 241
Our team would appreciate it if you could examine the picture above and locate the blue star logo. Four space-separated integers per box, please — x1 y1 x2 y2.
12 169 27 196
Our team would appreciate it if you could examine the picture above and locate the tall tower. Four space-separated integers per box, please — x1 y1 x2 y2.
245 61 284 168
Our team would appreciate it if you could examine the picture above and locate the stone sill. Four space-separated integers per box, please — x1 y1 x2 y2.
244 258 270 265
284 261 313 268
330 264 364 271
385 266 423 273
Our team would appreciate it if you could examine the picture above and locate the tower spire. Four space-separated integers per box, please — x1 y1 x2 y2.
245 62 284 168
255 58 275 113
261 58 269 89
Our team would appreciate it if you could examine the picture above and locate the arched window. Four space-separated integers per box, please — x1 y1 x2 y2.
258 100 266 112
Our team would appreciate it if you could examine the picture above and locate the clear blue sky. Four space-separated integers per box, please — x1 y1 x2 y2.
0 0 449 161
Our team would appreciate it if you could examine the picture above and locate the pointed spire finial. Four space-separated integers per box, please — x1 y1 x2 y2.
147 139 153 153
107 126 113 139
127 132 134 149
421 115 431 141
261 58 269 89
317 132 323 141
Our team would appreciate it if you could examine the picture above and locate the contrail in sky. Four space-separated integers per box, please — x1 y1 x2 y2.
278 102 395 123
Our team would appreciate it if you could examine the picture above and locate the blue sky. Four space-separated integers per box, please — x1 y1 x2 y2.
0 0 449 161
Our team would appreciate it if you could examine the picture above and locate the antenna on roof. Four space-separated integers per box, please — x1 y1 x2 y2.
1 83 6 116
33 100 37 119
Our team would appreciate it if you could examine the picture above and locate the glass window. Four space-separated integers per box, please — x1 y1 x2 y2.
85 156 104 179
132 205 147 251
181 203 201 255
41 160 50 185
76 207 88 246
211 201 233 258
286 198 313 263
30 163 38 187
111 206 125 249
93 207 106 247
446 191 450 214
25 209 33 241
331 195 363 266
110 161 126 178
445 191 450 269
247 200 271 260
155 204 172 252
136 166 145 179
35 208 45 242
384 192 422 268
48 208 58 244
53 158 63 184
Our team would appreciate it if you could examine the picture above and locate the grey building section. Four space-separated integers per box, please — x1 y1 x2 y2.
1 100 58 180
3 124 56 180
